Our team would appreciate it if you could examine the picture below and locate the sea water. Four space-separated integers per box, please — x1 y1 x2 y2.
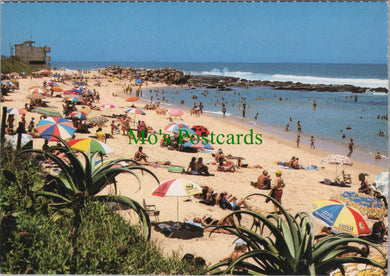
51 61 388 166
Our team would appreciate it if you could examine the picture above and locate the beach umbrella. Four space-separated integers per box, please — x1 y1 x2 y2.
52 87 63 92
321 154 352 179
164 123 196 135
67 138 113 155
28 85 40 90
101 103 115 108
191 125 210 137
64 96 85 103
78 106 91 114
152 178 202 224
5 133 32 149
309 199 371 236
321 154 352 165
331 191 386 220
29 87 48 94
7 108 28 115
33 107 62 117
375 172 389 198
82 90 93 96
70 111 89 120
125 96 139 102
36 117 76 141
168 109 183 117
75 81 84 85
63 89 80 95
183 138 213 150
48 81 59 87
125 108 145 115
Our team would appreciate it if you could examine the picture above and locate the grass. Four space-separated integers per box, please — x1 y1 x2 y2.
1 57 37 75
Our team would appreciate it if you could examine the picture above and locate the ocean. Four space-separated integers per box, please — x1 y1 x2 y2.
51 61 388 166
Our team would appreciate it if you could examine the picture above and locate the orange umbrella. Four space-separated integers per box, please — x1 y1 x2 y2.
53 87 63 92
126 96 139 102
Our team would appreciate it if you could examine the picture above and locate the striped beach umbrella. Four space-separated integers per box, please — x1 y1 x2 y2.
29 87 48 94
7 108 28 115
164 123 196 135
101 103 115 108
309 199 371 236
36 117 76 141
64 96 85 103
125 108 145 115
152 178 202 223
67 138 113 155
70 111 89 120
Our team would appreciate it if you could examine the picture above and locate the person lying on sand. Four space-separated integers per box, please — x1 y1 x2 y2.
237 158 262 169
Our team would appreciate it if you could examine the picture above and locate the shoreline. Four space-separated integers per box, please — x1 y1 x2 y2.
134 90 388 168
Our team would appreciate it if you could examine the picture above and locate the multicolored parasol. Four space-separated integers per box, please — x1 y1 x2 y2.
309 199 371 236
67 138 113 155
36 117 76 141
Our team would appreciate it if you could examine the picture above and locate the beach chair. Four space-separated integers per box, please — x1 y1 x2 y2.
143 199 160 222
342 170 352 184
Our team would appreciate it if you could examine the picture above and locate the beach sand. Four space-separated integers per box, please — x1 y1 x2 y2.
2 73 387 265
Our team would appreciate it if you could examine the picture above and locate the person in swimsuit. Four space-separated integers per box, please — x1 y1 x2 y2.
271 170 286 214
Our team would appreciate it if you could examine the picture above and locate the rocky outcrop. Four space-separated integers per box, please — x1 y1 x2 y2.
101 66 190 85
100 66 387 93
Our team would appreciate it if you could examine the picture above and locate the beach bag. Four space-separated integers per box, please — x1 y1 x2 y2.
168 166 185 173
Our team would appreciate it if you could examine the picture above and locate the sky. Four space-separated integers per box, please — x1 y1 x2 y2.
0 2 387 64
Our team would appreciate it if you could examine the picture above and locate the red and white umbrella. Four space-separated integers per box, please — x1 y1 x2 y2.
321 154 352 179
168 109 183 117
29 87 48 94
152 178 202 222
101 103 115 108
321 154 352 166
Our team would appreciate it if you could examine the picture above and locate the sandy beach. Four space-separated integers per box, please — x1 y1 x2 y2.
2 72 388 265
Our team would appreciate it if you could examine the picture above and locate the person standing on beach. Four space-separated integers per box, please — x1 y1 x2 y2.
296 135 300 147
271 170 285 214
297 121 302 133
310 136 315 149
347 138 354 157
199 102 204 114
242 101 246 118
96 127 106 142
222 104 226 117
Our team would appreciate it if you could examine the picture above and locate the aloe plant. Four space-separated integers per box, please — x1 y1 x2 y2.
207 193 387 275
18 135 159 240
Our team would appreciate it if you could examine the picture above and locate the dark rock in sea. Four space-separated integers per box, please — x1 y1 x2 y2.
99 66 388 94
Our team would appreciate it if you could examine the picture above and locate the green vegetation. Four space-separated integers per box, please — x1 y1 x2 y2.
207 193 387 275
1 57 36 75
0 144 206 274
1 142 386 274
